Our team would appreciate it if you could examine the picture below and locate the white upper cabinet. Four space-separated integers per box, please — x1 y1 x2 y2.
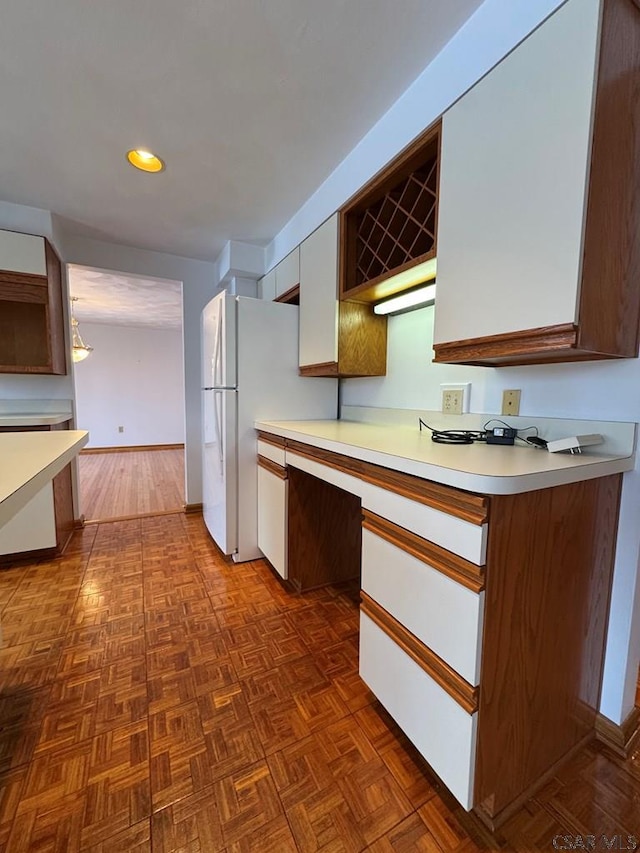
0 230 47 275
299 214 339 369
258 269 276 301
433 0 640 366
275 247 300 298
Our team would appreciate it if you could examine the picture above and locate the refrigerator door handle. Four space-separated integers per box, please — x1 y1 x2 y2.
213 304 223 388
213 390 224 477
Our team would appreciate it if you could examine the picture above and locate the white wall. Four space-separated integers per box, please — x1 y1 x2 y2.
73 322 185 448
343 308 640 726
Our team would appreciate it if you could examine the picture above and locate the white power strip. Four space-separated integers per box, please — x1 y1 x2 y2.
546 434 604 454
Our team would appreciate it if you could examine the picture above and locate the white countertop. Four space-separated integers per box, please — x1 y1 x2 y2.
0 430 88 526
255 419 635 495
0 413 72 426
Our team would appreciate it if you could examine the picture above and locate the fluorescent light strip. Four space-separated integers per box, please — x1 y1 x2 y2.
374 283 437 315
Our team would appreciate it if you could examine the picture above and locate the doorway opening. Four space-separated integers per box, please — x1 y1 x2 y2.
68 265 186 523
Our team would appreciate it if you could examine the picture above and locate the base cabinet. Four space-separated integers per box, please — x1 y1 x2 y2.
257 460 288 579
256 430 623 829
0 422 75 558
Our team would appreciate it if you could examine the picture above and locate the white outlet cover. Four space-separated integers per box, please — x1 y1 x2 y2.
440 383 471 413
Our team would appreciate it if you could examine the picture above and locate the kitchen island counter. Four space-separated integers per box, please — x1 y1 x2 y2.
0 430 88 528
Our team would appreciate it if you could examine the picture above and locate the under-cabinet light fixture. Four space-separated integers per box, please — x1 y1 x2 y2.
70 297 93 363
372 257 437 315
374 282 437 315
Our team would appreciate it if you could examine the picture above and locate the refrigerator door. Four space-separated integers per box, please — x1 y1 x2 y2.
202 387 237 555
202 292 237 389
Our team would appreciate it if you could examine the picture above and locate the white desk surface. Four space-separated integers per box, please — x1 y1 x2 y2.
255 419 634 495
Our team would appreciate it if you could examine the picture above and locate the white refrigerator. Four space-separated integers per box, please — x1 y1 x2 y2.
201 292 337 562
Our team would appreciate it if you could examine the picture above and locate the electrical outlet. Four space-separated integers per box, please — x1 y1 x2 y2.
502 389 521 416
442 389 464 415
118 426 124 433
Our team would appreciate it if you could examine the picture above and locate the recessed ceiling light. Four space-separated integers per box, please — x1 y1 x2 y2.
126 149 165 173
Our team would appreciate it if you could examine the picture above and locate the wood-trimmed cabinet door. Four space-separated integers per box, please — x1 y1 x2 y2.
299 214 387 377
0 230 67 374
433 0 640 366
257 459 288 579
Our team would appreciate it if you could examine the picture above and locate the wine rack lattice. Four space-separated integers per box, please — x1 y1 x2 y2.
341 124 440 301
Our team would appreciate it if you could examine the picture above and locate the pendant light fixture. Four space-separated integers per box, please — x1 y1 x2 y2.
70 297 93 363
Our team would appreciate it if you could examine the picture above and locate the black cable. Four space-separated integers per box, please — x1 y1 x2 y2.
419 418 486 445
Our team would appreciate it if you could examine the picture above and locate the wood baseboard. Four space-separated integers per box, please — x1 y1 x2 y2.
73 516 85 530
184 503 203 514
0 546 58 565
84 508 184 525
473 731 594 831
595 707 640 758
80 443 184 454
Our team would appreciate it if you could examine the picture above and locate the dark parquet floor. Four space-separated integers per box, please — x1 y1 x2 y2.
0 513 638 851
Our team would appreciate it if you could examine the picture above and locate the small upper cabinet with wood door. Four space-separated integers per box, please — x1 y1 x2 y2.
299 213 387 377
0 229 67 374
433 0 640 366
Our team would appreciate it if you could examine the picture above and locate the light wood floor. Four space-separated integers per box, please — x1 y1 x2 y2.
78 448 184 522
0 514 638 851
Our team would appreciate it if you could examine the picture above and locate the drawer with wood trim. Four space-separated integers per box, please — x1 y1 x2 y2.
359 608 478 809
360 480 487 565
362 511 484 685
257 433 286 467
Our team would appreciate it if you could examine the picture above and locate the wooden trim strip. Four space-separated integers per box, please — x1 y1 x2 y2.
256 431 286 449
595 707 640 758
0 269 48 288
363 509 485 592
274 284 300 304
433 324 579 365
361 592 478 714
286 440 488 525
80 443 184 454
257 455 288 480
184 502 203 514
299 361 339 377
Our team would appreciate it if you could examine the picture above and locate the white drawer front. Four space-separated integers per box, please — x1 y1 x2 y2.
362 528 483 685
0 230 47 275
360 612 477 810
257 439 285 467
285 451 363 499
361 481 487 565
257 467 288 579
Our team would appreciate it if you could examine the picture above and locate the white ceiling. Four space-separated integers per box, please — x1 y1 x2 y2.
68 266 182 329
0 0 484 264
